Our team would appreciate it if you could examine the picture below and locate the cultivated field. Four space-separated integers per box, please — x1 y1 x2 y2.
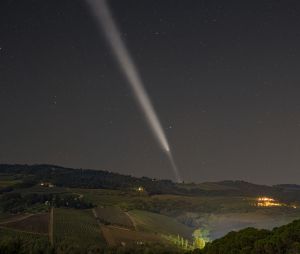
94 206 134 229
0 213 28 223
101 225 162 247
53 208 106 249
0 213 49 234
128 210 194 240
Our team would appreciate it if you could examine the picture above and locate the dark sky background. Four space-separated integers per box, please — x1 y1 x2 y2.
1 0 300 184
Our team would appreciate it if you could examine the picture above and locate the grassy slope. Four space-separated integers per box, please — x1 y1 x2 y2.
0 179 22 188
73 188 254 214
128 210 194 240
101 225 163 247
71 188 147 207
151 195 254 212
0 173 23 188
177 182 237 191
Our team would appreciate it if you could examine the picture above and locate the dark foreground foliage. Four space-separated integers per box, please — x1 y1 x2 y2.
0 237 54 254
189 219 300 254
0 237 182 254
2 220 300 254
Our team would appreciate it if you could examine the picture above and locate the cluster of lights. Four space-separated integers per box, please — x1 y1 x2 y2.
257 201 282 207
257 197 275 202
255 197 297 208
256 197 283 207
40 182 54 188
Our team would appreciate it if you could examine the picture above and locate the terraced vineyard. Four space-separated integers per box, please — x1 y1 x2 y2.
0 213 49 234
94 206 134 229
53 208 106 249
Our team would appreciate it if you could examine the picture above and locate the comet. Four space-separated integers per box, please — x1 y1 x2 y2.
86 0 182 182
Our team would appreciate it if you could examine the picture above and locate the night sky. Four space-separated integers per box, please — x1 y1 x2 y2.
1 0 300 184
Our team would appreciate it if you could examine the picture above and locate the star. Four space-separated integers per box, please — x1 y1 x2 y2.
52 95 57 105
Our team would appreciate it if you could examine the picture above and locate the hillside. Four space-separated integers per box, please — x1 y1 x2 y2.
2 164 300 200
1 164 300 253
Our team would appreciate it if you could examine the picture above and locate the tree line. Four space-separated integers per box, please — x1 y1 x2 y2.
0 192 93 213
188 219 300 254
2 164 300 201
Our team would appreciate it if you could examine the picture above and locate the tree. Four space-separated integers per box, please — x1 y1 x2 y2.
193 229 210 249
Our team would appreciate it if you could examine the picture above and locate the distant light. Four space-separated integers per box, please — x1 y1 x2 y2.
257 197 274 202
256 197 285 207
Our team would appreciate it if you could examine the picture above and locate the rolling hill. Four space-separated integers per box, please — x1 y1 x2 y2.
1 164 300 253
